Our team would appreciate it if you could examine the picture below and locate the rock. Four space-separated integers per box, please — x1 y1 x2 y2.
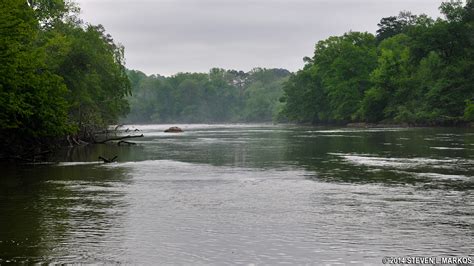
164 126 183 133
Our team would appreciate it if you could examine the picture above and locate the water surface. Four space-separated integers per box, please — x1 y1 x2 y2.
1 124 473 264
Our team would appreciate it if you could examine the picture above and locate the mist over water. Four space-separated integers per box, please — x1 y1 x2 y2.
0 124 473 264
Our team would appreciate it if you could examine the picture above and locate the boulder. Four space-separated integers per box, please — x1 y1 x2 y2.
164 126 183 133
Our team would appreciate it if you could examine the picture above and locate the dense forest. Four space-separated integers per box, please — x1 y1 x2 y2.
280 0 474 125
0 0 130 156
125 68 290 123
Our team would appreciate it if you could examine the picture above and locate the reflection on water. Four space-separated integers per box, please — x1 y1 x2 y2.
0 163 132 263
0 124 473 264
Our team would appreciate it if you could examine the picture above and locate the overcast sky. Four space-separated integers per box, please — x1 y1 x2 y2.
75 0 444 76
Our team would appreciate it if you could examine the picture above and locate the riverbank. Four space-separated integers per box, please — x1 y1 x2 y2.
290 120 474 128
0 126 143 163
346 121 474 128
345 122 474 128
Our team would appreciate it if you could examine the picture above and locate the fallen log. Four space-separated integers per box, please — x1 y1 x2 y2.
67 135 89 146
95 134 144 144
99 156 118 163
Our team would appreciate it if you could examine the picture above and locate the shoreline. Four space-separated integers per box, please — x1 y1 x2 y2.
120 121 474 128
345 122 474 128
286 121 474 128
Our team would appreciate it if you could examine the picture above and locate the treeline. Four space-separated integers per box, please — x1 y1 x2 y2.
0 0 129 155
125 68 290 123
280 0 474 125
1 0 472 159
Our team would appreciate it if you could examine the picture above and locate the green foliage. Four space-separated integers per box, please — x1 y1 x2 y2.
125 68 290 123
376 11 419 42
27 0 80 28
464 100 474 121
0 0 130 154
0 0 70 142
281 0 474 126
439 0 465 22
358 87 387 122
281 31 377 123
318 32 377 121
48 23 130 133
369 34 413 120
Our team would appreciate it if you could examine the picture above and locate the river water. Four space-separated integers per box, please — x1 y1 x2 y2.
0 124 473 264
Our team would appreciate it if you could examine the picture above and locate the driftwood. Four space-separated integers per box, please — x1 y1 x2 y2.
95 134 144 144
67 135 89 146
99 156 118 163
94 127 139 135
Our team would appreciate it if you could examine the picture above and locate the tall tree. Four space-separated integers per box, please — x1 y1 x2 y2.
0 0 70 152
1 0 132 156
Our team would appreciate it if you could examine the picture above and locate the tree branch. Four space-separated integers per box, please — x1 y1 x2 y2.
94 134 144 144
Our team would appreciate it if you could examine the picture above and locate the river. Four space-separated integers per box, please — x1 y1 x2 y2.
0 124 473 264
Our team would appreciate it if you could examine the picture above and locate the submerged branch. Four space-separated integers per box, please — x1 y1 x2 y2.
98 155 118 163
94 134 144 144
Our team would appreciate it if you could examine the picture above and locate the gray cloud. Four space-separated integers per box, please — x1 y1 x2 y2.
76 0 444 76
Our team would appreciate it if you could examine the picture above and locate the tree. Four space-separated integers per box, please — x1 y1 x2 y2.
376 11 419 42
464 100 474 121
280 65 326 123
439 0 465 23
0 0 70 153
27 0 79 29
361 34 413 122
47 23 130 136
313 32 377 121
1 0 132 156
